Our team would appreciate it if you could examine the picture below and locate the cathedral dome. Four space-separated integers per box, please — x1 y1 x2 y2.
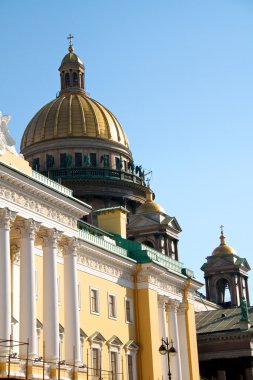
136 188 165 214
212 229 236 256
21 93 129 150
21 35 129 152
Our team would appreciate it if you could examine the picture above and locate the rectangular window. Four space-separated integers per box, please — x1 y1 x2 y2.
90 153 97 167
127 355 133 380
90 288 99 314
75 152 82 167
111 352 117 380
60 153 67 168
125 298 134 323
92 348 100 377
108 294 117 319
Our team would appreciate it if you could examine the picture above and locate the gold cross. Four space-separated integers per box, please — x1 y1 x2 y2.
220 225 224 234
67 33 74 52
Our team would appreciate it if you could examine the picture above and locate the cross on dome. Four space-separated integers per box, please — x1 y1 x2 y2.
220 225 224 234
67 33 74 52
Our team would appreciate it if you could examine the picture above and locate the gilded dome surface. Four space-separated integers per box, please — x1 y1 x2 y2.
212 231 236 256
61 52 84 66
136 188 165 214
21 93 129 150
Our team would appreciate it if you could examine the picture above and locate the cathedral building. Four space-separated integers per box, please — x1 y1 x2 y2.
196 229 253 380
0 37 202 380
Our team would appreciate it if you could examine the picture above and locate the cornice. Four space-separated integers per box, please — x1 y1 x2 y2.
0 164 86 219
76 239 135 286
0 180 78 232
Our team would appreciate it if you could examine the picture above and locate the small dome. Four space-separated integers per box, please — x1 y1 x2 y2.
136 188 165 214
21 93 129 150
212 229 236 256
61 52 84 66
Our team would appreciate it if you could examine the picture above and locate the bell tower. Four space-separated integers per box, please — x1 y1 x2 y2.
201 227 251 307
59 33 85 95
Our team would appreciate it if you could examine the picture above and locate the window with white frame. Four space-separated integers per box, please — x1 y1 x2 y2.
127 355 134 380
125 298 134 323
108 293 117 319
125 341 138 380
92 347 100 377
110 351 118 380
90 287 100 314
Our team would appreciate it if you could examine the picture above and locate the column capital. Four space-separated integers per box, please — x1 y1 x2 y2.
177 302 187 314
40 228 62 249
158 295 168 308
0 208 17 229
17 219 41 239
62 237 79 257
166 299 181 312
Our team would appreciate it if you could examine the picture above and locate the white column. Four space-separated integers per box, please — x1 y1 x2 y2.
0 208 16 356
42 229 61 362
19 219 40 358
167 300 182 380
63 238 80 364
11 244 20 353
177 303 190 380
158 295 168 379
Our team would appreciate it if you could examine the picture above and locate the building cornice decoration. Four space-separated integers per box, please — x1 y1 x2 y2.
0 183 77 230
137 264 185 298
76 243 134 284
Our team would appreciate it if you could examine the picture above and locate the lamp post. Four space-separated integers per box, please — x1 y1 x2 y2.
159 337 176 380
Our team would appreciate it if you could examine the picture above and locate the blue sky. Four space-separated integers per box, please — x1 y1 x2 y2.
1 0 253 298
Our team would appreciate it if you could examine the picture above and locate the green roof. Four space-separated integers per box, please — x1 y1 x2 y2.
196 307 253 334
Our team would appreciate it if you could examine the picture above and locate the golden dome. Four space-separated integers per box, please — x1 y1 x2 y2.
61 52 84 66
21 39 129 151
21 93 129 150
136 188 165 214
212 229 236 256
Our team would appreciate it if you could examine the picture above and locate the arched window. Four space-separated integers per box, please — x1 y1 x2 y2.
216 278 231 306
73 72 78 87
65 73 70 88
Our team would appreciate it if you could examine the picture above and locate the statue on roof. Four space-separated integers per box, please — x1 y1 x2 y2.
0 112 18 156
240 296 249 321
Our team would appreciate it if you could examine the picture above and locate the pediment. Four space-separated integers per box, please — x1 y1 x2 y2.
107 335 123 347
89 331 106 343
162 216 182 232
128 215 159 228
124 340 139 351
80 328 87 338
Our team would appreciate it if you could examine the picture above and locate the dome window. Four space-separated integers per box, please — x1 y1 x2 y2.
73 72 78 87
75 153 82 167
65 73 70 88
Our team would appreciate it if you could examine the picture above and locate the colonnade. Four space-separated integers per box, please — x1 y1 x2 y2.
0 207 81 365
158 295 190 380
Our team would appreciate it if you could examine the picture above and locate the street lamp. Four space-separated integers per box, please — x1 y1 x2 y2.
159 337 176 380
